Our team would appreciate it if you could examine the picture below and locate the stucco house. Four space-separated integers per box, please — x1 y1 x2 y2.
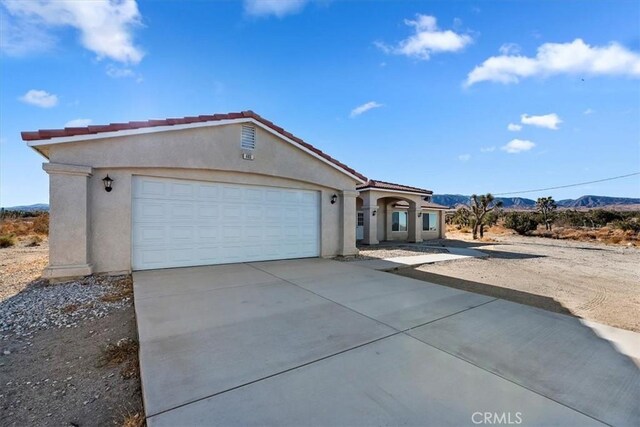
22 111 447 279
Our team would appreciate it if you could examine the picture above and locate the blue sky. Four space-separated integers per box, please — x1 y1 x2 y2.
1 0 639 206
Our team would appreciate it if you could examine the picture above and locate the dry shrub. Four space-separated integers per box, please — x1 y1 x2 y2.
120 412 145 427
100 337 140 379
33 213 49 235
0 214 48 237
26 235 43 247
533 225 638 246
100 276 134 303
0 234 16 248
61 303 80 314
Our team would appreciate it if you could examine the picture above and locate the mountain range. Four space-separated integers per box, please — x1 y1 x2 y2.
2 196 640 212
431 195 640 210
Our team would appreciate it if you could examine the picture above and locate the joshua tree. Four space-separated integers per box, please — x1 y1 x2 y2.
470 193 503 239
536 196 557 231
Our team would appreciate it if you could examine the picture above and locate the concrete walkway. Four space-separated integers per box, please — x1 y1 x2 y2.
351 246 488 271
133 259 639 426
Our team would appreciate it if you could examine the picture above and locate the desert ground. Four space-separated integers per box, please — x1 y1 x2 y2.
1 221 638 426
396 230 640 332
0 239 143 427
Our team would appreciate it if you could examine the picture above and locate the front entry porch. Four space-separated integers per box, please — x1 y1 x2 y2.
355 180 447 245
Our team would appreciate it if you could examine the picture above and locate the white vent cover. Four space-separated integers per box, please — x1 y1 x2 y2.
241 125 256 150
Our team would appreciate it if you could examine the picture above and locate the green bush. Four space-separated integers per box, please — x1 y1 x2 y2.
504 212 539 235
611 218 640 233
0 234 16 248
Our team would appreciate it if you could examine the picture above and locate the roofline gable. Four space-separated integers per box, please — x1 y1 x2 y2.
21 111 367 184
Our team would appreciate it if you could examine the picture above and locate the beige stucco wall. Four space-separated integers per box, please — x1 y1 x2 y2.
42 123 359 276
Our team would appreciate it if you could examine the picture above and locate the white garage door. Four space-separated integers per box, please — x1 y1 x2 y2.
132 176 320 270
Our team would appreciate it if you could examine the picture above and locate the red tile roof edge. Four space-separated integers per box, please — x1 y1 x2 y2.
21 110 367 182
357 179 433 195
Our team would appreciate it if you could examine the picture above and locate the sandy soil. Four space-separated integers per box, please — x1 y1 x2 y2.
396 232 640 332
0 240 49 300
0 242 143 426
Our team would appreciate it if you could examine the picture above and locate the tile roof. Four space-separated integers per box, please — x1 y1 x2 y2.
393 200 449 210
357 179 433 195
21 110 367 182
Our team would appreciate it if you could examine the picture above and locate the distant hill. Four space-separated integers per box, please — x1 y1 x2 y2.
433 195 640 210
1 203 49 212
556 195 640 208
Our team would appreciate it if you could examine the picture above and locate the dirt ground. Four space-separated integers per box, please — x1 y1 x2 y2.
0 240 144 427
396 231 640 332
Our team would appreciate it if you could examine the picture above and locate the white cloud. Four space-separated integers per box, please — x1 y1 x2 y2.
501 139 535 153
376 14 472 60
521 113 562 130
466 38 640 86
19 89 58 108
244 0 307 17
480 146 496 152
507 123 522 132
2 0 144 64
458 154 471 162
65 118 92 127
583 108 594 115
499 43 520 55
350 101 383 118
0 7 55 56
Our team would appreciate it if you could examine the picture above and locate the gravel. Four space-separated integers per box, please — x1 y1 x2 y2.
0 275 132 340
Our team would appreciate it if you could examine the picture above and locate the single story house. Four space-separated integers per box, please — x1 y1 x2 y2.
22 111 447 279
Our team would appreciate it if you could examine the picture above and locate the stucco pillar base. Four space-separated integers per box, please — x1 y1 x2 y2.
43 263 94 281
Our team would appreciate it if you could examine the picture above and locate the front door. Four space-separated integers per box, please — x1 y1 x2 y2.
356 211 364 240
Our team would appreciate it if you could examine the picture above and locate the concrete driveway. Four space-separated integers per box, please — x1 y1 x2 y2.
133 258 639 426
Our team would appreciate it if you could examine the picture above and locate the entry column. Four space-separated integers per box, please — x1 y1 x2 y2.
408 204 423 243
339 190 358 256
361 191 379 245
42 162 93 279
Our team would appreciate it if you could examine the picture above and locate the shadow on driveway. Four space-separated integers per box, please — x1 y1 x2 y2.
395 268 573 317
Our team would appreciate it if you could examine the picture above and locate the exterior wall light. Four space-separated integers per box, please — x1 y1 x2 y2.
102 175 114 192
330 194 337 204
372 209 377 216
418 212 422 217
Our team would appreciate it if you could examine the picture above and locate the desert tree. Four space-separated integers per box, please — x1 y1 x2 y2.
536 196 557 231
469 193 503 239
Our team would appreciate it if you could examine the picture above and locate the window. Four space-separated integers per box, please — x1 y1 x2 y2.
422 212 438 231
392 211 407 231
357 212 364 227
241 125 256 150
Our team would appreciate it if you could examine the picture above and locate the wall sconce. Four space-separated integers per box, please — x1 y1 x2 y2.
102 175 114 192
372 209 377 216
418 212 422 217
330 194 337 204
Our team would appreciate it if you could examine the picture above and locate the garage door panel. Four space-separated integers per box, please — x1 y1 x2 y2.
170 182 195 199
136 202 165 221
134 225 166 245
197 205 219 219
223 186 243 200
132 177 320 270
170 204 194 220
137 179 166 198
198 184 220 200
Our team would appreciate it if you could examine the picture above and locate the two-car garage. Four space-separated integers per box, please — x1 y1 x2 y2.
132 176 320 270
25 111 363 278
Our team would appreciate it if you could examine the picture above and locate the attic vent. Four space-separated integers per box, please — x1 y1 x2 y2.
241 125 256 150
